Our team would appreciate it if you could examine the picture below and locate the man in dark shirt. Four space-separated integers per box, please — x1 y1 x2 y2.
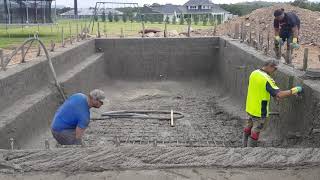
274 9 300 50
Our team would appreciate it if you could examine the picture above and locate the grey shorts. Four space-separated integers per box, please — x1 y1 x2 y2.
51 129 82 145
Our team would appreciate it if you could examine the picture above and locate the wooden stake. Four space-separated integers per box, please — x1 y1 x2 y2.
62 27 65 47
21 45 25 63
104 21 107 37
0 48 5 70
187 21 191 37
234 23 239 39
142 22 145 38
267 32 270 54
98 22 101 38
69 23 72 44
76 23 79 42
286 43 292 64
164 22 168 37
120 27 124 38
37 44 41 57
97 22 101 38
249 26 252 45
303 48 309 71
240 22 244 41
50 40 55 52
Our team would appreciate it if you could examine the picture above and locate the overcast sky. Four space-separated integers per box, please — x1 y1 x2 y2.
55 0 320 8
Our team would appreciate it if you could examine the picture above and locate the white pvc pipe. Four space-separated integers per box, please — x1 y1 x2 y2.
171 109 174 127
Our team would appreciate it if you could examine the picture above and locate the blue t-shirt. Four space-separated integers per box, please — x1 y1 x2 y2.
51 93 90 132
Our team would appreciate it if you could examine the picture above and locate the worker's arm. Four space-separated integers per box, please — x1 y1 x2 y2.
292 26 299 38
75 126 85 139
266 81 302 99
276 86 303 99
276 90 293 99
274 28 280 37
274 19 280 37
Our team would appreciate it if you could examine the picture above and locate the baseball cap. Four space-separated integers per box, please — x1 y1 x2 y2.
263 59 279 68
90 89 105 102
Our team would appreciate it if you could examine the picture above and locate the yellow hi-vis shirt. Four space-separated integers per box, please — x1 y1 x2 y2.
246 69 279 118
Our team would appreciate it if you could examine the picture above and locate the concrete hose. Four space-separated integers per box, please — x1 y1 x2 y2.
91 110 185 120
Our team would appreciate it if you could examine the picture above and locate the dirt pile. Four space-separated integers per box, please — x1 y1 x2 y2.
217 4 320 45
213 3 320 68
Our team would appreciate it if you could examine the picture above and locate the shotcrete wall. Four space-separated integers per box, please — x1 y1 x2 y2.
95 38 219 80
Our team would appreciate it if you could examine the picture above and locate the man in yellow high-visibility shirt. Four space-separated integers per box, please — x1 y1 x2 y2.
243 60 302 147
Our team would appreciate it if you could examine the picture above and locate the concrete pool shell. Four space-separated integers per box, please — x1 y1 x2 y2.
1 37 320 174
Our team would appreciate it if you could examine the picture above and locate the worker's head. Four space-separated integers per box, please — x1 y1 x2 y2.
274 8 285 21
262 60 279 74
88 89 105 108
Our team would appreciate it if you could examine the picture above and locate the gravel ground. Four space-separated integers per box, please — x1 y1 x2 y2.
85 80 243 147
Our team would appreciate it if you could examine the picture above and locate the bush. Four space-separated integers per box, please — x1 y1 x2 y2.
108 12 113 22
179 14 184 25
165 16 170 24
172 16 177 24
203 15 208 26
101 12 106 22
122 14 128 23
114 14 120 22
193 15 199 25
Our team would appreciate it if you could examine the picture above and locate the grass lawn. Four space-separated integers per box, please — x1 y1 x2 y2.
0 19 213 49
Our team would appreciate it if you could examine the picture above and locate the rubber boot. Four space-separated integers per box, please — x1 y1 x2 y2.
248 136 258 147
242 127 251 147
242 132 249 147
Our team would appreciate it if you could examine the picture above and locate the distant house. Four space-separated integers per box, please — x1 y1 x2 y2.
60 8 123 19
142 0 232 24
0 0 54 24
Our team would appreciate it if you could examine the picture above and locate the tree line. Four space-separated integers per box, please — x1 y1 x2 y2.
291 0 320 12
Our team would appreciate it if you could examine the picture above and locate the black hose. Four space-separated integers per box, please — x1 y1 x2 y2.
91 110 184 121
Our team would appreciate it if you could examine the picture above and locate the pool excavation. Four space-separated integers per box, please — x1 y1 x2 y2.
0 37 320 178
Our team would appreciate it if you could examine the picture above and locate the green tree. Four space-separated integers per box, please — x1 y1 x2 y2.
128 13 134 22
209 14 214 26
108 12 113 22
193 14 199 25
179 14 184 25
165 15 170 24
94 15 98 22
202 15 208 26
157 15 163 24
186 17 191 25
172 16 177 24
122 14 128 23
114 14 120 22
101 12 106 22
291 0 320 12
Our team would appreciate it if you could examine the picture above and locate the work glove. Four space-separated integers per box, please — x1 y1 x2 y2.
291 86 303 95
275 36 284 46
291 38 300 49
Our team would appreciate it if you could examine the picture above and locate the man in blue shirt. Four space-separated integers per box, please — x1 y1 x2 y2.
274 8 300 58
51 89 105 145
